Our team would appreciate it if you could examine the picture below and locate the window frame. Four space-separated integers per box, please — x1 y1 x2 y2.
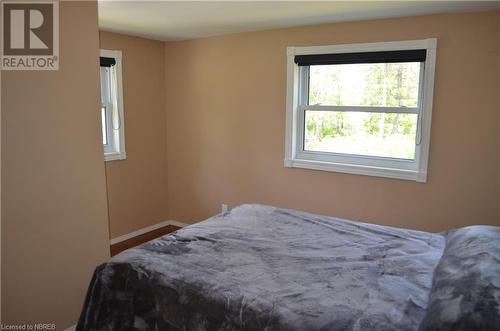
284 39 437 182
100 49 126 162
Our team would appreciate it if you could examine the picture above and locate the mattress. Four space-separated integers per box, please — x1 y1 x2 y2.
76 204 500 331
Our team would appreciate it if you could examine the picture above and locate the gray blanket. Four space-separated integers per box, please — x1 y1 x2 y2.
76 204 499 331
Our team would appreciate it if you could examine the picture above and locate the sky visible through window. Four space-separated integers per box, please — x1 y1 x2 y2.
101 107 108 145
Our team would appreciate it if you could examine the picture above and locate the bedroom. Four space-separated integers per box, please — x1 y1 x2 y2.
1 0 500 330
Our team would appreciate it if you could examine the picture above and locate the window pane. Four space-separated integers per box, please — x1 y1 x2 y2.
304 110 417 159
100 67 111 104
308 62 421 107
101 106 108 145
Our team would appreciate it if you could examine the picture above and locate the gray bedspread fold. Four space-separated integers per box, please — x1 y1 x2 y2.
76 204 498 331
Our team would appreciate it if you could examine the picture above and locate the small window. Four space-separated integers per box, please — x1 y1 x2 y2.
100 49 126 161
284 39 437 182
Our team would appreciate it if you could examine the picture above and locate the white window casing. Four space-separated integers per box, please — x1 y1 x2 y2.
284 39 437 182
100 49 126 162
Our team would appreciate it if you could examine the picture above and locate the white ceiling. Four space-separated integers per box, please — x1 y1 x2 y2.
98 1 500 41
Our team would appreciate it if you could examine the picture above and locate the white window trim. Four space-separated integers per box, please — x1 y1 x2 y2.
100 49 126 162
284 39 437 182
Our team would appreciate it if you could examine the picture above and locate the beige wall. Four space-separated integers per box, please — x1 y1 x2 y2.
165 10 500 232
1 8 499 326
1 2 110 327
99 31 168 238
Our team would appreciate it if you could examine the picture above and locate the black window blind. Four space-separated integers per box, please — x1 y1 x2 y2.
100 57 116 67
294 49 426 66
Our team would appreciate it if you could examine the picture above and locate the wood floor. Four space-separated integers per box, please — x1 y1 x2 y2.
110 225 180 256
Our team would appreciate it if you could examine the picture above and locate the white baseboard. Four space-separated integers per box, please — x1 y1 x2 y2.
110 220 189 245
65 325 76 331
167 220 191 228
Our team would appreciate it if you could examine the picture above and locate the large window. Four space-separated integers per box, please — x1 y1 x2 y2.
285 39 437 182
100 49 126 161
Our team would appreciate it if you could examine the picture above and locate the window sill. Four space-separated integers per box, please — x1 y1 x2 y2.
105 151 127 162
284 158 426 183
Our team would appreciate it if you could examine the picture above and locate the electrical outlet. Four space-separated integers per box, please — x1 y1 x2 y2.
221 204 228 213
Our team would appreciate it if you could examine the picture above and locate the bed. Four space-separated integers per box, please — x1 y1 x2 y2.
76 204 500 331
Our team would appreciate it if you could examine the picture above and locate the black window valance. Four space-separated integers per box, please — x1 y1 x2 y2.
294 49 426 66
100 57 116 67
